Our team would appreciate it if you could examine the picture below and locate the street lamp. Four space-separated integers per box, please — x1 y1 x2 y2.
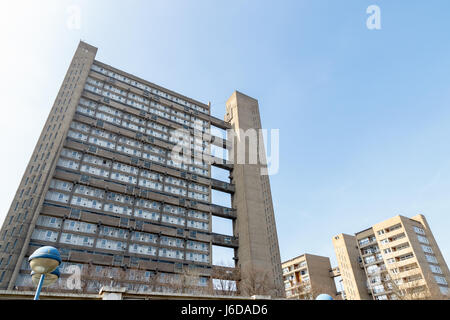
28 246 62 300
315 293 334 300
31 267 61 287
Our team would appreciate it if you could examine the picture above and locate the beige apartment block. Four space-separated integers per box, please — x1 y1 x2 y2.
0 41 283 297
333 214 450 300
332 234 371 300
282 253 337 299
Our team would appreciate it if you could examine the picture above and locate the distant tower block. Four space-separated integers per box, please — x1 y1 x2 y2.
225 91 284 297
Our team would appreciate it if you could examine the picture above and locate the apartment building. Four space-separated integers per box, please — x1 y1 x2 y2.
0 41 283 296
332 234 371 300
282 253 337 299
333 214 450 300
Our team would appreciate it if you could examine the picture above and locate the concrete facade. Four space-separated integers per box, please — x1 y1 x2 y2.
0 42 98 290
225 92 284 297
282 253 337 299
0 41 282 297
332 234 372 300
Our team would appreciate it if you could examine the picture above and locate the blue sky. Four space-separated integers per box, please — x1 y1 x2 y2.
1 0 450 267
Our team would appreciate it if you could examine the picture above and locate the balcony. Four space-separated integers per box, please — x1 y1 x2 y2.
385 246 411 259
210 178 235 194
383 226 403 237
283 265 307 276
397 278 426 290
366 264 387 276
210 116 232 131
372 288 393 296
211 265 239 280
390 255 416 268
385 237 408 249
210 156 233 171
211 233 238 248
358 238 378 249
210 204 237 219
360 249 380 258
363 258 385 267
204 133 230 150
330 267 341 278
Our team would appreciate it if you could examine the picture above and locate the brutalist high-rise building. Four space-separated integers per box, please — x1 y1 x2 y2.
0 41 283 296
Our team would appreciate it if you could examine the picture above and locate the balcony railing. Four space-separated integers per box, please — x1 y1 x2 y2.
359 238 377 248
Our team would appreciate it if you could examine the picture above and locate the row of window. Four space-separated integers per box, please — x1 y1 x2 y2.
413 226 426 235
50 178 207 217
31 227 210 261
417 235 429 244
17 261 209 289
84 84 209 134
365 253 383 264
49 178 209 222
45 189 209 231
361 246 379 256
377 223 402 236
379 232 406 245
56 151 209 201
359 236 376 246
77 97 209 153
90 65 209 114
83 80 209 136
435 275 448 286
282 261 307 275
430 264 443 275
69 114 209 176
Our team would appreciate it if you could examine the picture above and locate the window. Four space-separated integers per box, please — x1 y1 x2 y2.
425 254 438 264
439 286 449 295
435 276 448 285
386 224 402 233
372 284 385 294
430 265 443 274
422 245 433 254
60 232 94 247
398 253 414 261
359 238 370 246
417 235 429 244
31 229 59 242
413 226 425 235
5 255 12 266
367 265 380 274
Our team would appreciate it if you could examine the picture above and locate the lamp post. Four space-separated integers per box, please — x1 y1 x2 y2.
28 246 62 300
315 293 334 300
